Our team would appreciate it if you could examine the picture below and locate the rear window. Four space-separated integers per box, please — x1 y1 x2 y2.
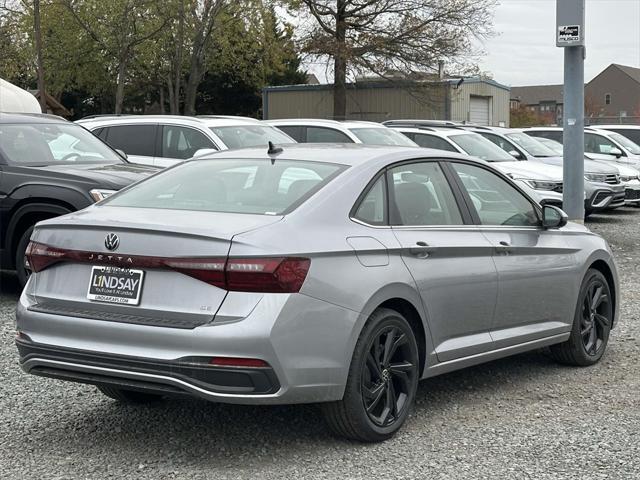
104 159 346 215
210 125 295 149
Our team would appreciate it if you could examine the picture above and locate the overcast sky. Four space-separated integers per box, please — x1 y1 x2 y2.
479 0 640 86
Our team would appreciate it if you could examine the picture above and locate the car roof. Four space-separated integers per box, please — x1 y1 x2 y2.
195 143 474 167
266 118 385 130
0 112 69 124
591 125 640 130
390 125 477 138
76 114 263 128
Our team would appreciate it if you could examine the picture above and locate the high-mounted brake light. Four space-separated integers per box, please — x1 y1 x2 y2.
25 241 310 293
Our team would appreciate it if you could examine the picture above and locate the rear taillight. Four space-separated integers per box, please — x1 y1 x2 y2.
26 241 310 293
25 242 67 272
169 257 310 293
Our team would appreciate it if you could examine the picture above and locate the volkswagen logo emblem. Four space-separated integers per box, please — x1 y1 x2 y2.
104 233 120 251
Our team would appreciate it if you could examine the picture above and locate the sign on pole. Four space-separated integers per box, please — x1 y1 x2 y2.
557 0 586 221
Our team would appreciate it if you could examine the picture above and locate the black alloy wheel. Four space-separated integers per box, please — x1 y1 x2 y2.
322 308 419 442
361 325 416 428
550 269 613 366
580 279 611 357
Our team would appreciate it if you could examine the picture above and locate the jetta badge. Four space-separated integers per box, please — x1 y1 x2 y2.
104 233 120 251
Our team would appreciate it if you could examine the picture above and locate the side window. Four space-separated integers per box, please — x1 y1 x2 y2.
105 125 156 157
306 127 353 143
93 127 107 141
412 134 458 152
388 162 463 226
481 133 512 152
610 129 640 145
585 133 621 155
451 163 539 227
276 125 305 142
162 126 215 160
533 131 563 143
353 175 386 225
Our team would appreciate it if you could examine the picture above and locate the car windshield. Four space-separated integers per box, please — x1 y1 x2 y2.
0 123 123 166
608 132 640 155
506 132 557 157
350 127 417 146
210 125 295 149
104 158 346 215
449 133 514 161
535 137 564 155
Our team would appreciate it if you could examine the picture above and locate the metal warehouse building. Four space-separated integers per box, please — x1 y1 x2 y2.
262 77 511 126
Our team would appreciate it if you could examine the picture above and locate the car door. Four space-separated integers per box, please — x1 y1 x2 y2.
102 124 158 166
584 132 625 163
159 125 218 167
448 162 578 348
388 160 498 362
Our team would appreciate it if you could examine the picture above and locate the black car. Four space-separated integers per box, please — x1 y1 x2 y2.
0 113 159 286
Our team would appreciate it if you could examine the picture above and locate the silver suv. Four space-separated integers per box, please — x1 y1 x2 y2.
77 115 295 167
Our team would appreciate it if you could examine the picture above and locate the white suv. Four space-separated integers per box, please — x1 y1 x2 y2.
525 126 640 169
76 115 295 167
388 126 622 214
267 119 417 146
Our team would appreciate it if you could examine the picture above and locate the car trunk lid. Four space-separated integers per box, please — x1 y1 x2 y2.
28 206 283 328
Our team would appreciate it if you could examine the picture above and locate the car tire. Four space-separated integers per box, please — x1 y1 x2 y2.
97 385 164 404
15 226 34 288
549 269 613 366
321 308 419 442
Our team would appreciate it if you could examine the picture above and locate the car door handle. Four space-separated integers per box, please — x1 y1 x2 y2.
495 241 512 254
409 242 433 258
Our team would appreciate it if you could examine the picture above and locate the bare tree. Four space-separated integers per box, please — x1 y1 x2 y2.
182 0 226 115
33 0 46 112
294 0 497 119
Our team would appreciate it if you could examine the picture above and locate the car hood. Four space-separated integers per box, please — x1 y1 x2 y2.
535 156 618 174
28 162 160 189
492 161 563 181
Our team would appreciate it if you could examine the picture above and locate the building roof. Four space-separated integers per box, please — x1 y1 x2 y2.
510 64 640 106
610 64 640 84
263 77 510 93
510 85 564 105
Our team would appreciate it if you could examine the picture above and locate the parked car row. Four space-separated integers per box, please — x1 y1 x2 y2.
3 111 634 442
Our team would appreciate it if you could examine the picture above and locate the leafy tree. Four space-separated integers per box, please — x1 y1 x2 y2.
64 0 172 113
290 0 497 119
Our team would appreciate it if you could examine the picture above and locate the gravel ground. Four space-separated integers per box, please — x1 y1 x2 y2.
1 209 640 480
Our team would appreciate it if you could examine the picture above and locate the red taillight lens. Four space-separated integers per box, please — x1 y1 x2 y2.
25 241 67 272
209 357 270 368
25 241 310 293
170 257 310 293
225 258 310 293
164 258 227 289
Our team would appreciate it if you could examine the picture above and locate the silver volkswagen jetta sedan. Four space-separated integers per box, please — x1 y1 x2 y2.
16 144 618 442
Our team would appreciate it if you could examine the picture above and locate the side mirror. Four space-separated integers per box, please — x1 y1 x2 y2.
115 149 128 160
542 204 568 229
192 148 218 159
609 147 623 158
508 150 522 159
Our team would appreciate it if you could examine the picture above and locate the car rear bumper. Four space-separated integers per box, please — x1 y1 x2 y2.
15 287 360 405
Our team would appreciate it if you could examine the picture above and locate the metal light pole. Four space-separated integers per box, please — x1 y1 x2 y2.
557 0 586 221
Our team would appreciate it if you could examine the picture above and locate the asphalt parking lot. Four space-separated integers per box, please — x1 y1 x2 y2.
1 209 640 480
